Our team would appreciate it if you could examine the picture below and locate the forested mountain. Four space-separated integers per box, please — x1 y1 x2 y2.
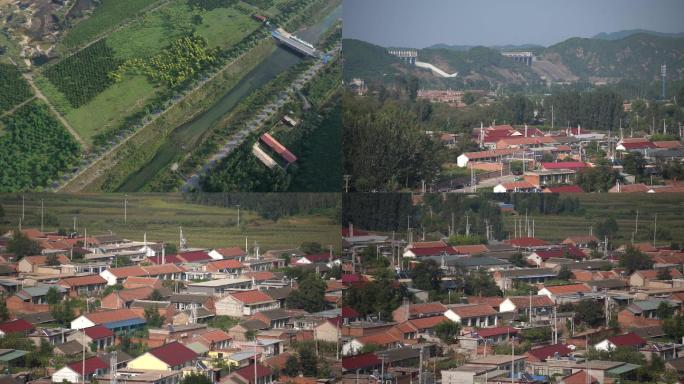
543 33 684 81
592 29 684 40
344 33 684 87
342 39 402 82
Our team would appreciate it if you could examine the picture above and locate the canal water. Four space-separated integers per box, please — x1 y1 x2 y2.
115 4 341 191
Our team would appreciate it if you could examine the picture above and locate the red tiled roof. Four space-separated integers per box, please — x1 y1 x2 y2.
83 325 114 340
342 306 360 318
85 309 144 325
634 268 683 279
619 141 657 149
506 237 550 247
467 296 505 307
476 326 518 338
342 353 381 370
533 246 585 261
243 271 275 281
562 370 598 384
199 329 232 343
146 254 182 264
107 266 146 278
0 319 34 334
527 343 572 361
21 254 70 265
143 264 185 275
261 133 297 163
541 162 587 170
358 332 401 346
451 244 488 255
545 185 584 193
124 277 161 289
409 315 449 329
234 363 273 381
653 140 683 149
461 149 518 160
505 296 554 308
609 183 652 193
407 302 447 315
341 274 365 284
206 259 243 271
230 290 275 305
449 304 497 318
67 356 107 375
149 341 197 367
60 274 107 287
542 284 591 295
607 332 647 347
299 253 333 263
111 287 155 302
214 247 246 258
176 250 212 263
409 241 447 249
406 246 462 257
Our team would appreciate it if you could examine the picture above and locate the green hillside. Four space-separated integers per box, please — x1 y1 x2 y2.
342 38 402 81
544 33 684 80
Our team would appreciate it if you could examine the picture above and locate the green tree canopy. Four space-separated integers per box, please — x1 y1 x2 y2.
286 272 326 313
434 320 461 344
619 245 653 273
8 231 43 258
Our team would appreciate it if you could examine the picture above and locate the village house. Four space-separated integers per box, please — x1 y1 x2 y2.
499 295 555 318
215 290 279 317
392 302 447 323
445 304 498 327
100 287 155 309
17 254 70 274
71 308 146 332
127 341 199 371
59 275 108 297
67 325 115 350
594 333 647 352
221 363 275 384
494 268 558 291
537 283 592 303
52 356 108 383
629 269 683 287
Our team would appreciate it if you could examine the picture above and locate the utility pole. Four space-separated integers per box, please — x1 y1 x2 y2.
236 204 240 227
343 175 351 193
653 213 657 247
40 199 44 232
21 195 24 221
124 194 128 224
635 210 639 235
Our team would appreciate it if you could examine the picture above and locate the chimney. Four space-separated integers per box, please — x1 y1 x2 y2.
349 223 354 238
524 124 528 138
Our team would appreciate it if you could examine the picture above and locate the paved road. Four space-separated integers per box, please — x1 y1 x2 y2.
453 174 518 192
182 45 340 192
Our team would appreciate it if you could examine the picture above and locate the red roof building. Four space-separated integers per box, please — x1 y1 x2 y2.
227 364 274 384
176 250 212 263
544 185 584 193
148 341 197 368
475 326 518 339
0 319 34 335
505 237 550 248
526 343 572 362
67 356 108 375
342 353 381 372
260 133 297 164
606 332 647 348
83 325 114 340
541 162 588 171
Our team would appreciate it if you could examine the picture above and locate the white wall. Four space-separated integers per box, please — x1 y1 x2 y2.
499 299 517 313
457 154 470 168
52 367 79 383
99 270 118 286
71 315 96 330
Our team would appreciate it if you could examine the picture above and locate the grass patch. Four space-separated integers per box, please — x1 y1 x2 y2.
501 193 684 246
195 7 260 49
61 0 161 49
64 75 158 144
0 193 340 250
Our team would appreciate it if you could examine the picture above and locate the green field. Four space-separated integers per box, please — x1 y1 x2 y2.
45 0 260 146
64 76 158 143
501 194 684 246
0 194 340 251
60 0 162 50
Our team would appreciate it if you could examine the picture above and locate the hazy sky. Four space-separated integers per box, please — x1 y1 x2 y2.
343 0 684 48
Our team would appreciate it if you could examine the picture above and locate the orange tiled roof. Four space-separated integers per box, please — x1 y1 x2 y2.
506 295 554 308
542 284 591 295
409 315 448 329
206 259 243 271
60 274 107 287
84 309 144 324
449 304 497 318
230 290 275 305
